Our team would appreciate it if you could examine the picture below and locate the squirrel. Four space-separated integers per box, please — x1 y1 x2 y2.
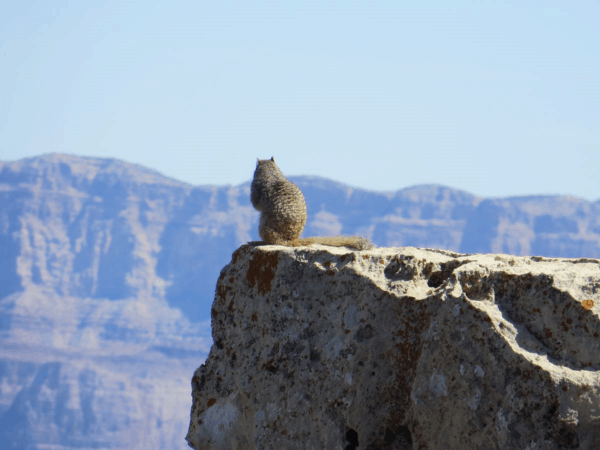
250 157 373 250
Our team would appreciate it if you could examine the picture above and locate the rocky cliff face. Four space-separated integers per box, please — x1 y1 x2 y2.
0 289 211 450
0 154 218 449
0 153 256 323
187 245 600 450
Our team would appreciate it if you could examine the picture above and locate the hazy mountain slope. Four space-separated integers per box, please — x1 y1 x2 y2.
460 196 600 257
2 154 599 322
0 154 212 449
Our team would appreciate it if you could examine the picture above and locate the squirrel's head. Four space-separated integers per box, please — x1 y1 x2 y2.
256 156 276 165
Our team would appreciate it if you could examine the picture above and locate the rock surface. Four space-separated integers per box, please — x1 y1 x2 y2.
187 245 600 450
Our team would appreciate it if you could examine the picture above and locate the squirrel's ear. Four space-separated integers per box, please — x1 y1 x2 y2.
270 156 275 162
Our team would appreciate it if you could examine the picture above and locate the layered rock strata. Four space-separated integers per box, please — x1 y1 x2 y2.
187 245 600 450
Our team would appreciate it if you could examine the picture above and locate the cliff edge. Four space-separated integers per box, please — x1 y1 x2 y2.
187 245 600 450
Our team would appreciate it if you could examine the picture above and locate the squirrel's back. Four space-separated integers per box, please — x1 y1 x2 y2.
251 157 307 244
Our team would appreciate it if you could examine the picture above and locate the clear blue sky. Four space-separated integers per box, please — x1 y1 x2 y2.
1 1 599 199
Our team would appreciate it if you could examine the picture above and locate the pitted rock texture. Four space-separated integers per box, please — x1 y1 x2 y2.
187 245 600 450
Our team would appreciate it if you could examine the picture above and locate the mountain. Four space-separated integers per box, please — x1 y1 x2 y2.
0 153 599 449
0 154 214 449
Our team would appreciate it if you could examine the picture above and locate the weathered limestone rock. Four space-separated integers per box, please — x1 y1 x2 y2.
186 245 600 450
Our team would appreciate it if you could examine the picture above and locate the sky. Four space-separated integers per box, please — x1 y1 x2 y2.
0 1 599 200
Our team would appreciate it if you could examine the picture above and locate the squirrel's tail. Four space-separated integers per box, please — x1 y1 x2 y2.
294 236 373 250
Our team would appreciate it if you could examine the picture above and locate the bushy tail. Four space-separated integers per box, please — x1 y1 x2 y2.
294 236 374 250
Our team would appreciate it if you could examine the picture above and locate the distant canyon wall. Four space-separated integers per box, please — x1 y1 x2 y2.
1 154 599 322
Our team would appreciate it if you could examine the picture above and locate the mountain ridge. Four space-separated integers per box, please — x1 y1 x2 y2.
5 152 597 202
2 153 599 322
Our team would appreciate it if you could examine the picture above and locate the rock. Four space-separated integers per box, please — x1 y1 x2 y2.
186 245 600 450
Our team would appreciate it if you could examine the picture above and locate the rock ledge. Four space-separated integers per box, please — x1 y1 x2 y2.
187 245 600 450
